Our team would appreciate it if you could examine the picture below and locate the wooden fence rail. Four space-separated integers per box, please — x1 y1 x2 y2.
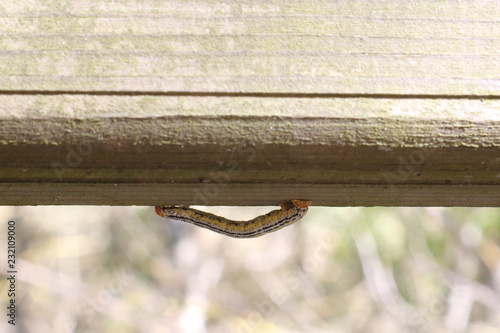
1 1 499 206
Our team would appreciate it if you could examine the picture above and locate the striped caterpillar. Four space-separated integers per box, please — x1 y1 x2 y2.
155 199 312 238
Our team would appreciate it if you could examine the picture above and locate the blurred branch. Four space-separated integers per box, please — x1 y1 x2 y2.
406 208 500 331
349 216 421 326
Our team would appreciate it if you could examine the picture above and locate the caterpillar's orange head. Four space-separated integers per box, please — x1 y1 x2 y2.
292 199 312 209
155 206 164 217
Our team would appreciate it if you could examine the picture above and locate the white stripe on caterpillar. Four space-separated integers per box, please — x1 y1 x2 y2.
155 199 312 238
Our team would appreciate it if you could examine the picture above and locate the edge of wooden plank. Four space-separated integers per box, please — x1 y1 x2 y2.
1 183 499 207
1 95 499 206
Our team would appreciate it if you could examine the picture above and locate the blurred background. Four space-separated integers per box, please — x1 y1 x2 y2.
1 206 499 333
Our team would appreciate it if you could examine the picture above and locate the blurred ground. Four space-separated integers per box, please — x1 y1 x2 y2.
0 206 499 333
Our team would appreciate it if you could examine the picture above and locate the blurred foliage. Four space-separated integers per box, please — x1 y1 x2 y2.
1 206 500 333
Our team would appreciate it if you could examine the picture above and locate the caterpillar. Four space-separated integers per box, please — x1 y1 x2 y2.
155 199 312 238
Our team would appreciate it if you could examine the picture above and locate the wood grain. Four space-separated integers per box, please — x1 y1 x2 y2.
1 95 499 206
1 0 499 206
1 0 499 95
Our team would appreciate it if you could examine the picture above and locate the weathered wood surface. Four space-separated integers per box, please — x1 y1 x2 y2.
0 0 499 206
1 96 499 206
1 0 499 95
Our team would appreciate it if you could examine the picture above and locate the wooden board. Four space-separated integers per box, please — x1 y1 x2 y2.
1 0 499 95
1 95 499 206
0 0 499 206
